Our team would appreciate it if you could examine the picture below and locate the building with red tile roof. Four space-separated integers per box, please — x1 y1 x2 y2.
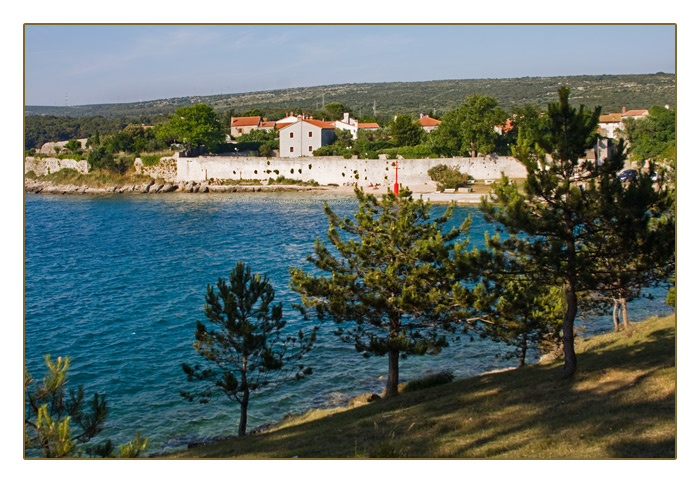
230 116 262 137
418 114 441 132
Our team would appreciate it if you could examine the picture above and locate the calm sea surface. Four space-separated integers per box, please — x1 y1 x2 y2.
24 192 674 454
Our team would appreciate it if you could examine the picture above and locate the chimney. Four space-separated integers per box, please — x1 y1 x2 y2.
420 113 424 119
343 112 349 123
622 106 626 114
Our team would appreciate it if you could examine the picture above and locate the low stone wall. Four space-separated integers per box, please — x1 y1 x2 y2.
175 155 527 185
24 156 89 176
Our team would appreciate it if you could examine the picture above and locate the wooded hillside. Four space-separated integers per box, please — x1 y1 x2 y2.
25 73 675 120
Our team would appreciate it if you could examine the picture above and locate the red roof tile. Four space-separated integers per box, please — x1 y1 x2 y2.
359 122 380 129
622 109 648 117
231 116 261 127
418 116 441 127
303 119 337 130
599 113 623 123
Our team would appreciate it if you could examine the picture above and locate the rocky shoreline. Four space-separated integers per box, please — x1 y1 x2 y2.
24 179 484 204
24 179 325 195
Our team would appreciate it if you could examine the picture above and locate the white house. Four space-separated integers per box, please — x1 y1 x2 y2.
333 112 360 139
598 113 624 138
279 118 337 157
598 107 650 139
230 116 262 138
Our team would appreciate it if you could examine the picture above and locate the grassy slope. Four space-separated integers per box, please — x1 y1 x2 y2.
171 315 675 459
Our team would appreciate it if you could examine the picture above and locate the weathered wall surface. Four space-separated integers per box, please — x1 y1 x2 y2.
134 157 178 181
25 156 90 175
175 155 527 185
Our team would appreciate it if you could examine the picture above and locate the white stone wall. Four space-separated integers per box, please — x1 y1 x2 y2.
174 155 527 185
24 156 90 175
134 157 178 181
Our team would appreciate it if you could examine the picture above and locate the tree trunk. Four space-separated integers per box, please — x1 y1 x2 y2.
385 349 400 398
612 298 620 332
238 388 249 438
238 358 249 438
519 331 527 368
621 298 629 329
561 278 578 378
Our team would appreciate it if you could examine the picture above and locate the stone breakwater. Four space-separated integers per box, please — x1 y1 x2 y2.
24 178 321 195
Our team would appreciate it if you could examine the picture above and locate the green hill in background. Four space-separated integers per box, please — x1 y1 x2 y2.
25 73 676 120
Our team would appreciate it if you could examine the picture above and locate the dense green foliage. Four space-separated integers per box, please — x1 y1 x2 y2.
430 95 507 157
24 355 148 458
182 262 316 437
623 105 676 163
388 114 425 147
24 114 169 150
157 104 226 152
290 188 473 398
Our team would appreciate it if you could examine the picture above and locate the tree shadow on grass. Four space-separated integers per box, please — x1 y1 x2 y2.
180 319 675 459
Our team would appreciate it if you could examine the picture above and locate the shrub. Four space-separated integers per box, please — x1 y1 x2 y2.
57 153 85 161
427 164 473 191
403 370 455 393
140 154 162 166
259 144 272 157
269 176 319 187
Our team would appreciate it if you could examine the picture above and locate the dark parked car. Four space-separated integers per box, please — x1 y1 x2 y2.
618 169 638 182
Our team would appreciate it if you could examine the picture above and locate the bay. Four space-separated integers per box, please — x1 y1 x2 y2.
23 192 673 454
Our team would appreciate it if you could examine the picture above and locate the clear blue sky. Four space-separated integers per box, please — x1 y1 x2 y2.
24 24 676 106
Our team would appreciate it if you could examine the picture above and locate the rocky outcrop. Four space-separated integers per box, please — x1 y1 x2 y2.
24 179 320 195
346 393 381 408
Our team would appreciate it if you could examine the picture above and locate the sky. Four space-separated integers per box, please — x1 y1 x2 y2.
24 24 676 106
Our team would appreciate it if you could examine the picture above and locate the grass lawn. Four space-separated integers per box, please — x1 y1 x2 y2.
168 314 675 459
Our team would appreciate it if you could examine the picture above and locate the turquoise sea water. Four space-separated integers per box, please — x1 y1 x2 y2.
23 192 674 454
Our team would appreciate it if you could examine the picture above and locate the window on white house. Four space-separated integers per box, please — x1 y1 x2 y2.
290 147 294 153
290 132 294 138
308 132 313 137
308 146 313 152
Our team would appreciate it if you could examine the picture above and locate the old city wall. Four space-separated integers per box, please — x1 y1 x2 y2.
174 155 527 185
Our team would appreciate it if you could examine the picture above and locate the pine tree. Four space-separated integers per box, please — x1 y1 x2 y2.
580 161 675 330
290 188 472 397
474 275 564 367
24 355 148 458
182 262 316 437
480 87 674 377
